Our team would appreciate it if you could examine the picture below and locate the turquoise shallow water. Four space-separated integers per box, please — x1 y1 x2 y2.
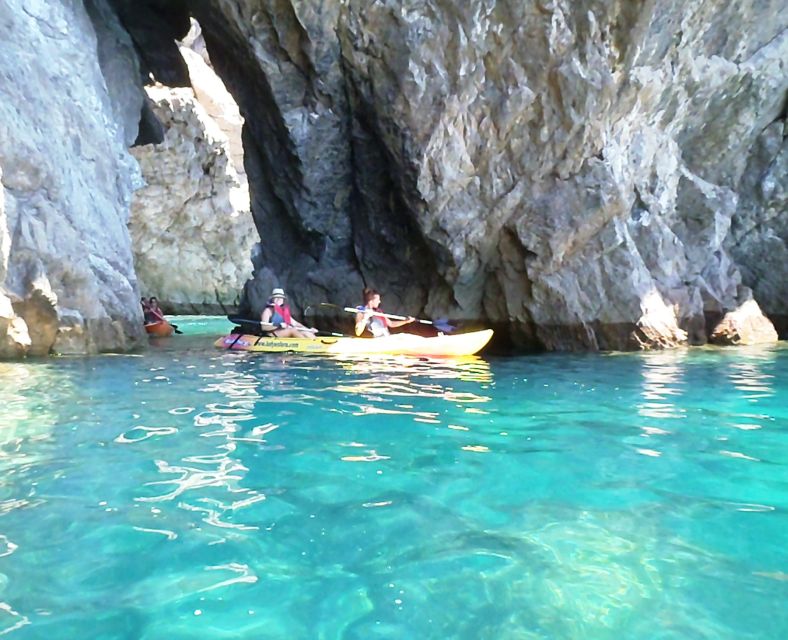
1 318 787 639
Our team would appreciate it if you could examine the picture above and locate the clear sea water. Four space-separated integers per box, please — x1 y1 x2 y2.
1 317 786 639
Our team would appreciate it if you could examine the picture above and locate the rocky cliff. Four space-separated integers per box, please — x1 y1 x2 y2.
128 17 255 315
129 81 254 314
0 0 145 357
191 0 786 349
1 0 785 356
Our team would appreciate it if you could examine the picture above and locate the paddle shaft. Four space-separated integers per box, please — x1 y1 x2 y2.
313 302 454 333
343 307 432 325
229 317 343 338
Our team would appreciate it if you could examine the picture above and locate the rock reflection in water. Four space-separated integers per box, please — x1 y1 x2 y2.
726 344 778 400
0 362 73 441
637 350 688 422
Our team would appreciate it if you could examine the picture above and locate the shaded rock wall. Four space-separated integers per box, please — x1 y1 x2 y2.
192 0 785 348
0 0 145 357
191 0 368 315
726 119 788 337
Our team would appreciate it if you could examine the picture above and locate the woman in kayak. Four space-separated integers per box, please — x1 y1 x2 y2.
140 297 155 323
355 288 415 337
147 297 166 323
261 288 316 338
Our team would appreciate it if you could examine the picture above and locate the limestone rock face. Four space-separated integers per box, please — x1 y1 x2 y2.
129 81 255 314
0 167 27 357
193 0 785 348
1 0 784 354
710 298 780 346
0 0 145 358
180 19 247 194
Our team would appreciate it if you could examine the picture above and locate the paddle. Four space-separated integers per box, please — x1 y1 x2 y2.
225 318 293 349
315 302 455 333
227 317 344 338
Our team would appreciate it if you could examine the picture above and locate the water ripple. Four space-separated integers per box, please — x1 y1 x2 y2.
719 449 760 462
115 426 178 444
199 563 258 593
0 536 17 558
728 359 776 399
169 407 195 415
179 500 258 531
341 449 390 462
0 602 29 636
137 457 248 503
132 526 178 541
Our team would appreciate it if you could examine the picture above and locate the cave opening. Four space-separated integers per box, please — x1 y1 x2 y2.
106 0 442 327
105 1 256 315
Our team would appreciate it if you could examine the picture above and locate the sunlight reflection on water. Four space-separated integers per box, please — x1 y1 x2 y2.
329 356 492 425
637 350 687 418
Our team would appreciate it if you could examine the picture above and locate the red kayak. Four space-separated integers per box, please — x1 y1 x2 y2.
145 321 174 337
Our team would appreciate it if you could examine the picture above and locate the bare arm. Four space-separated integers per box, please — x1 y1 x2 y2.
355 311 368 336
260 308 279 331
388 316 415 329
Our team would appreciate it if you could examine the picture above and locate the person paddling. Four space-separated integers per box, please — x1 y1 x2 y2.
147 297 166 323
261 288 317 338
145 296 182 334
141 297 155 323
354 288 414 337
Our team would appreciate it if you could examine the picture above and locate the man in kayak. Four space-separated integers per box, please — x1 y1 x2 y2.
354 288 415 337
261 288 317 338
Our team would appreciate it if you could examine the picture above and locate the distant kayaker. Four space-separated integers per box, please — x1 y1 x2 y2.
148 297 166 323
354 288 415 337
140 297 155 323
143 296 182 334
261 288 317 338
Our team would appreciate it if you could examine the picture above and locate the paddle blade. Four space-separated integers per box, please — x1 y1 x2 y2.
432 318 455 333
228 317 257 326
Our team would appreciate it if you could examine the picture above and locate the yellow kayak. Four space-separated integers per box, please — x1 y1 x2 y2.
214 330 493 357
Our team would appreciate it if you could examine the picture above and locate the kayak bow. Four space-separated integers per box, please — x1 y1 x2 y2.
145 321 175 337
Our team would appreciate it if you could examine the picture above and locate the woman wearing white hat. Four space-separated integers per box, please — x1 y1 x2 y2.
260 288 317 338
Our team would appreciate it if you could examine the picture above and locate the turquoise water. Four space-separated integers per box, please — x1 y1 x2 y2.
162 315 232 336
1 318 786 639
